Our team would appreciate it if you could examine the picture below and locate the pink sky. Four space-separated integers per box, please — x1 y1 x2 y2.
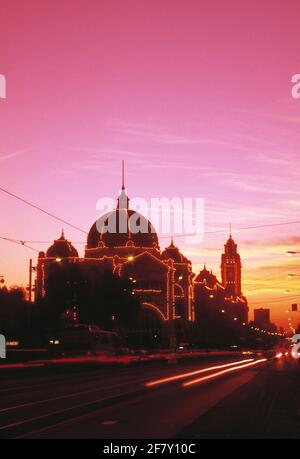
1 0 300 328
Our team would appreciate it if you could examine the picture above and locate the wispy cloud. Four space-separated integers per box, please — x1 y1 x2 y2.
283 200 300 207
0 148 31 162
109 125 200 145
226 180 300 196
64 145 213 173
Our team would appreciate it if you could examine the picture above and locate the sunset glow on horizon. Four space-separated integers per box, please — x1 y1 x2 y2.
1 0 300 328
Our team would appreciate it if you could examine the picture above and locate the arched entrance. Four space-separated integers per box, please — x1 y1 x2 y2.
126 302 164 349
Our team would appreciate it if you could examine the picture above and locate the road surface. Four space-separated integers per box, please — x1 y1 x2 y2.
0 353 299 439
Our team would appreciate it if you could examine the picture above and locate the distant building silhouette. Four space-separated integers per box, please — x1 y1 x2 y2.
254 308 270 328
251 308 277 334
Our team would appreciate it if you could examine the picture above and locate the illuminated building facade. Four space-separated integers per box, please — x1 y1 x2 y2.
35 180 248 328
36 185 195 324
194 265 248 324
220 232 248 323
221 232 242 298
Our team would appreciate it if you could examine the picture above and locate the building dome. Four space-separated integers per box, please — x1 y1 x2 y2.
46 231 78 258
87 205 159 249
194 265 217 286
161 238 190 264
87 166 160 250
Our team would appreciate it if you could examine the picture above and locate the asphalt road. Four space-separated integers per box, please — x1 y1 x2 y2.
0 354 299 439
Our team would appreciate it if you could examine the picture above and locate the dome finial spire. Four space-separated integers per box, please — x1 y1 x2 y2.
229 222 232 238
117 160 129 210
122 159 125 190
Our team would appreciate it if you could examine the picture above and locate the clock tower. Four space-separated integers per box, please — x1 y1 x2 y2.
221 231 242 298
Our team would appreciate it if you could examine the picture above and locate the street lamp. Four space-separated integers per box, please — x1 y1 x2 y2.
286 307 300 314
284 304 300 336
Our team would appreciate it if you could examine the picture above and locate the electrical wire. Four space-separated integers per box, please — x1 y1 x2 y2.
0 185 87 234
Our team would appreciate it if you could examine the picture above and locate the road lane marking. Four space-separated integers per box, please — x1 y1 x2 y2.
0 387 147 434
145 359 254 387
101 420 118 425
0 363 45 369
0 378 147 414
20 370 260 439
0 366 172 412
183 358 267 387
0 366 143 395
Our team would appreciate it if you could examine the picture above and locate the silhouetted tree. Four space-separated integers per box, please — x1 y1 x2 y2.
44 261 86 327
0 286 29 340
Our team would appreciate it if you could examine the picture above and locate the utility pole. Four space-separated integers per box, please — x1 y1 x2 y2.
28 259 36 303
29 258 33 303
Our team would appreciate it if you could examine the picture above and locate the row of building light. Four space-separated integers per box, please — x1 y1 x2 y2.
216 304 286 337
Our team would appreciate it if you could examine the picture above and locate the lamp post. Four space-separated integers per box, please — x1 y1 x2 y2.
284 300 300 335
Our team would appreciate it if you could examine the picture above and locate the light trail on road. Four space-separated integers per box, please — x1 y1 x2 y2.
145 359 254 387
183 358 267 387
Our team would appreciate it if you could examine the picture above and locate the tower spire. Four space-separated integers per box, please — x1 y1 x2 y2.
229 222 232 238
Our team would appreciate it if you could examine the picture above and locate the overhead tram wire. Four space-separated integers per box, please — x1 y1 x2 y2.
249 295 300 305
1 184 300 244
4 216 300 246
2 217 300 247
0 236 39 253
159 219 300 239
5 217 300 244
0 185 87 235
